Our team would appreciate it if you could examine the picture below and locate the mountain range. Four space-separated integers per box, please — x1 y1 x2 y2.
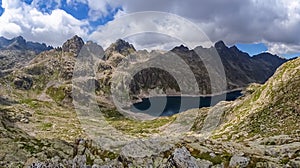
0 36 53 78
0 35 288 102
0 35 299 167
0 36 53 53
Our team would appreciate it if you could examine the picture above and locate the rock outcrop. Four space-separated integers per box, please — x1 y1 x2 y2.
170 147 199 168
229 155 250 167
62 35 84 56
13 76 33 90
104 39 136 61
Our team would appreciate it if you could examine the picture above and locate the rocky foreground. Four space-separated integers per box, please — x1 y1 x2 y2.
0 36 299 167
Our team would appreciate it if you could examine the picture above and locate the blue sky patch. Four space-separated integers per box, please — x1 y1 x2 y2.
236 43 268 56
23 0 121 32
89 6 122 32
60 0 89 20
0 0 4 16
22 0 33 5
283 53 300 59
34 0 60 14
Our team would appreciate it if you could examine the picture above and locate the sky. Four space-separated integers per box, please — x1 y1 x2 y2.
0 0 299 58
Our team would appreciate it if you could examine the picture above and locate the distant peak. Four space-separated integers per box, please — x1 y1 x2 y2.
229 45 241 52
70 35 83 42
230 45 238 50
115 39 127 44
15 35 25 39
103 39 136 60
113 39 135 49
13 36 26 43
0 36 53 53
108 39 136 53
214 40 228 49
6 36 27 50
171 44 190 52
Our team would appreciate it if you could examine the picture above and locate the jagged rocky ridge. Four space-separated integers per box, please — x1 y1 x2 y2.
105 39 287 99
2 35 287 98
0 35 299 167
0 36 53 53
0 36 53 78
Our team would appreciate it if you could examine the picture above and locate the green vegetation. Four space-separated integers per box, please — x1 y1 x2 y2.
86 154 93 165
39 122 53 131
46 85 66 103
20 99 53 109
33 74 50 94
214 58 300 140
190 108 209 131
20 99 39 108
99 150 118 160
251 84 266 101
19 98 83 142
21 143 40 154
190 150 231 165
280 157 290 164
101 108 176 136
26 65 45 75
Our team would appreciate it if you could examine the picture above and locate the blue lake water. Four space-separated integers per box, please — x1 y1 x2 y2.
131 90 242 116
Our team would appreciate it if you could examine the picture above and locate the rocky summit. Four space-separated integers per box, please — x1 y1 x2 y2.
62 35 85 56
0 36 299 167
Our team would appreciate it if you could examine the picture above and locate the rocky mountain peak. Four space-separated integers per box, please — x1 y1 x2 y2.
171 44 190 53
229 45 239 52
111 39 136 53
13 36 26 43
214 40 228 50
62 35 84 56
7 36 27 50
104 39 136 60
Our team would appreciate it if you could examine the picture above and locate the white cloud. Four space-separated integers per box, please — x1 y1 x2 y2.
88 11 212 50
66 0 122 21
0 0 88 46
267 42 300 55
87 0 122 21
0 0 299 56
110 0 300 55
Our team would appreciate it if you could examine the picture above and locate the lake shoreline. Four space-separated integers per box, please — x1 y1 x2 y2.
130 89 244 117
133 87 245 102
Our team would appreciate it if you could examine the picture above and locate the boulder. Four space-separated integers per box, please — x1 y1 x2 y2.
171 147 199 168
13 76 33 90
197 159 213 168
229 155 250 168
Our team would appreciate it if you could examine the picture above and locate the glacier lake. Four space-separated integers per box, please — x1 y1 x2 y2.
131 90 243 116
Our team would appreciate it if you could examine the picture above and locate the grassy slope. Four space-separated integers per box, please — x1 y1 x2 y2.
211 57 300 140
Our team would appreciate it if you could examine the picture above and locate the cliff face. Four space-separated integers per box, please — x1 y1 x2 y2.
101 39 287 98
